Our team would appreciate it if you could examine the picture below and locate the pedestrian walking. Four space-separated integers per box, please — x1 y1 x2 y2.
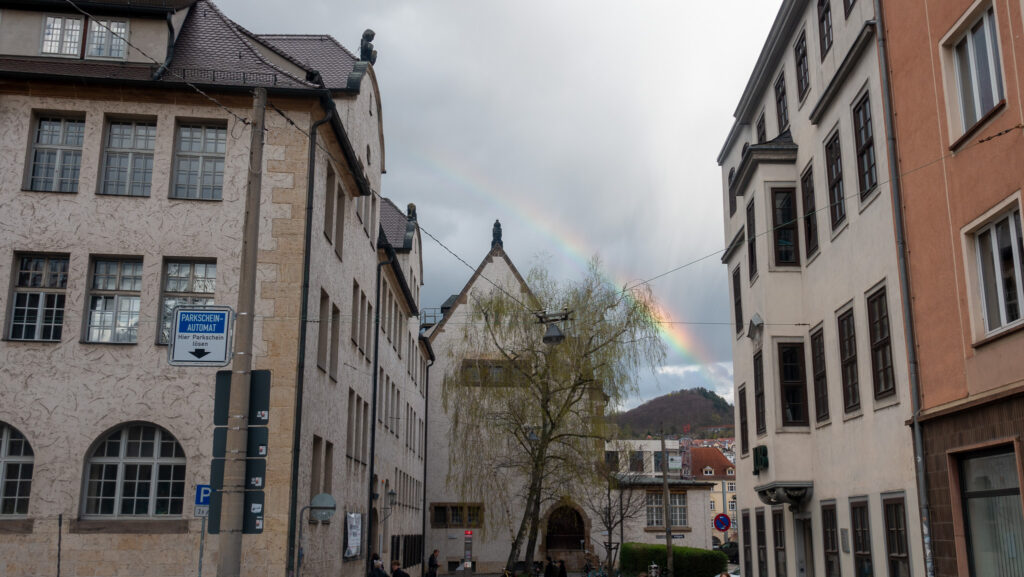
370 555 388 577
544 557 556 577
392 560 411 577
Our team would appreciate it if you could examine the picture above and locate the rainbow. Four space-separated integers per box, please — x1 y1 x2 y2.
415 147 722 369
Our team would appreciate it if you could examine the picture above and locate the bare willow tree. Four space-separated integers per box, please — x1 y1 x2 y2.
576 443 650 570
441 260 665 572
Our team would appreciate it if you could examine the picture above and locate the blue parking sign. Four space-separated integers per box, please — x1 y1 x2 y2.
196 484 212 506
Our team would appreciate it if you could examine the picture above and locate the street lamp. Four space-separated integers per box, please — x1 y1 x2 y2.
381 489 398 523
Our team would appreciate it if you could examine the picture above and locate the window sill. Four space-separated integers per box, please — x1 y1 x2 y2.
804 247 821 268
20 189 77 194
168 197 223 203
857 185 881 213
814 418 832 430
972 319 1024 349
776 425 812 434
643 526 692 533
80 340 137 346
829 219 849 242
748 271 760 288
70 518 189 534
842 408 863 422
96 192 150 199
768 263 803 273
2 337 61 344
872 391 900 412
950 100 1006 152
0 518 34 534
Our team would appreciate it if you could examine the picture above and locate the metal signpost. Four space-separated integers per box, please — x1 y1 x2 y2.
168 306 234 367
195 485 211 577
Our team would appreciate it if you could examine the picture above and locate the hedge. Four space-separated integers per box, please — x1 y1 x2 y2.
619 542 727 577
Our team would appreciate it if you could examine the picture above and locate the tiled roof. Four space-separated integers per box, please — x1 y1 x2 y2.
691 447 735 481
0 0 197 12
258 35 359 91
0 56 156 81
161 0 316 89
379 198 410 250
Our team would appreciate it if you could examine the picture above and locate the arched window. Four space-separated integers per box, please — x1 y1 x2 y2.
0 423 33 516
83 423 185 517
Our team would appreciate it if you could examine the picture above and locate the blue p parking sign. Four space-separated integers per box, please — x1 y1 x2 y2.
195 484 211 518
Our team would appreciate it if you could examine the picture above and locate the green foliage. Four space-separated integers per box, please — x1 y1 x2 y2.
619 543 727 577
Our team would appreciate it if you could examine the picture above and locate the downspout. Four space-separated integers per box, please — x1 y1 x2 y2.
286 103 334 577
367 256 394 575
420 354 434 577
870 4 935 576
152 12 175 80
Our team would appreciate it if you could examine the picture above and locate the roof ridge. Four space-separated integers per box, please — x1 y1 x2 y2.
196 0 318 88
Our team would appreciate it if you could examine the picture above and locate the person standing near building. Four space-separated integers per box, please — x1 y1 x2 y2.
557 560 567 577
429 550 440 577
544 557 555 577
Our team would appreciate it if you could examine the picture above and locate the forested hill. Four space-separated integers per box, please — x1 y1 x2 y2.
611 387 734 438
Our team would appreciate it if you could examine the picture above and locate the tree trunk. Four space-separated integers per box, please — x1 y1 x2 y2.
507 469 543 572
523 481 543 569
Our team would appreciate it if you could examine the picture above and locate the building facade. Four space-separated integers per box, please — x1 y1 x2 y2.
0 2 428 576
718 1 924 576
881 0 1024 575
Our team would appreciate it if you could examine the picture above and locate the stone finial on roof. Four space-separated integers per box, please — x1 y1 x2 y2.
407 203 417 221
360 29 377 64
492 220 503 249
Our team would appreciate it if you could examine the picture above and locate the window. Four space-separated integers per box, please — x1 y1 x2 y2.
703 466 714 476
775 74 789 131
431 504 483 528
733 268 743 334
10 254 69 341
729 501 737 512
867 288 895 399
629 451 645 473
838 309 860 412
742 510 753 577
728 482 737 492
172 124 226 200
739 387 750 454
310 435 323 497
823 504 841 577
330 304 340 380
0 423 33 516
756 113 766 144
852 95 877 197
747 201 758 278
851 500 873 577
844 0 857 16
317 290 329 370
754 352 766 434
86 259 142 343
351 281 361 347
883 497 910 577
28 117 84 193
976 209 1023 333
654 451 663 473
958 447 1024 577
818 0 833 58
159 261 216 344
670 493 687 526
811 328 830 422
324 166 336 243
756 510 768 577
778 342 809 426
86 19 127 59
773 509 787 577
773 188 800 266
954 8 1004 132
83 423 185 516
801 165 819 258
795 31 810 99
41 15 82 56
729 169 737 215
100 121 156 196
334 180 345 261
826 132 846 228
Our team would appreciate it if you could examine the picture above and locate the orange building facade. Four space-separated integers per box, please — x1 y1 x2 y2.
882 0 1024 575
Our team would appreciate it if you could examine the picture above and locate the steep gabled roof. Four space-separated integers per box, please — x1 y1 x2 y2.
428 241 533 342
379 198 411 250
691 447 736 481
258 34 360 91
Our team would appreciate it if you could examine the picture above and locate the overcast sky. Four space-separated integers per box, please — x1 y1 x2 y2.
219 0 784 408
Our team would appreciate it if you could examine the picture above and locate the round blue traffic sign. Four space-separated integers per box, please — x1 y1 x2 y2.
714 513 731 532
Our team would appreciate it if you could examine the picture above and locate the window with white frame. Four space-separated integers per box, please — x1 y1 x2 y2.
729 501 737 512
704 466 714 475
975 208 1023 333
41 15 83 56
0 423 33 516
86 19 128 59
728 482 737 492
172 124 226 200
86 259 142 343
28 116 85 193
9 254 69 341
158 260 216 343
670 493 687 526
101 120 155 196
646 492 663 526
710 499 716 511
83 423 185 516
953 7 1004 132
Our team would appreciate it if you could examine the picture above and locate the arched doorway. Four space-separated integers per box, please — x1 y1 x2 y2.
544 505 589 570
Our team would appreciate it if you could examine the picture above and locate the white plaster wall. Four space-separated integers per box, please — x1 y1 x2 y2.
719 2 924 576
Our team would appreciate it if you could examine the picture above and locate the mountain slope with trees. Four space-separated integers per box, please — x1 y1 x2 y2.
611 387 733 438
